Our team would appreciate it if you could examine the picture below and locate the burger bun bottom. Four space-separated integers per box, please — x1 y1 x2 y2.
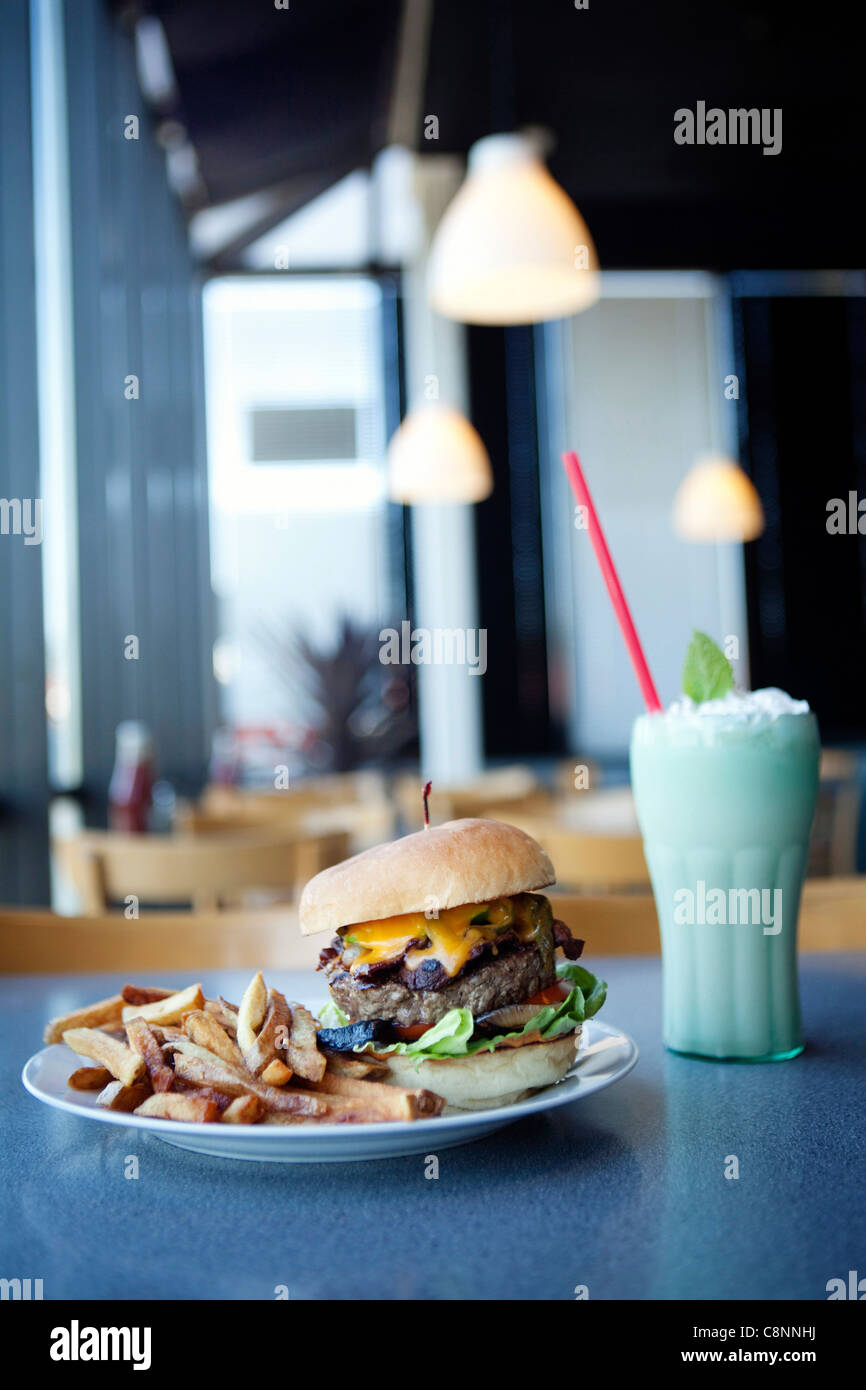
378 1028 581 1111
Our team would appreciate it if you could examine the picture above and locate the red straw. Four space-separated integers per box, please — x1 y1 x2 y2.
562 450 663 713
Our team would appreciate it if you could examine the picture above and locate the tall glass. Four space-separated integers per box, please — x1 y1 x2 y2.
630 695 820 1061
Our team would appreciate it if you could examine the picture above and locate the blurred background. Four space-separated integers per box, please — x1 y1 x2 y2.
1 0 864 932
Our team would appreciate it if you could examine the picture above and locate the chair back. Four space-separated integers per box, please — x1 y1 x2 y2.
395 765 545 827
55 829 349 914
484 810 650 890
542 830 649 890
182 797 394 851
0 906 318 972
809 748 863 876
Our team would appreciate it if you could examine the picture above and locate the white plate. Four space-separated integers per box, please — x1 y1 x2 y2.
21 1019 637 1163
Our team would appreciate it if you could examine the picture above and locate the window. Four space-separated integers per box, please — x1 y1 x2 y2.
203 275 400 772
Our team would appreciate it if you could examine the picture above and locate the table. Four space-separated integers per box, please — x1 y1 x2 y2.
2 956 864 1301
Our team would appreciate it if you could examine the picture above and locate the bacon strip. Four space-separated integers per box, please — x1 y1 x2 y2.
553 920 584 960
319 912 579 989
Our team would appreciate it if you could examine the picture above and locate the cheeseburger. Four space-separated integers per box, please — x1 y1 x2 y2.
300 818 606 1109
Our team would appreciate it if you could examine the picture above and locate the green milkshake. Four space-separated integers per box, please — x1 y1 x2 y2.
629 634 820 1061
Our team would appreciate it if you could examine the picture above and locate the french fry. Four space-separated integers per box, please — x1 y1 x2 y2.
171 1031 289 1096
49 984 448 1127
243 988 293 1082
67 1066 113 1091
97 1080 153 1112
204 997 239 1036
121 983 204 1027
172 1053 328 1117
182 1010 244 1069
44 994 125 1045
164 1034 246 1074
324 1053 388 1080
121 984 177 1006
261 1059 293 1086
63 1028 145 1088
221 1095 262 1124
262 1096 399 1124
125 1017 176 1092
285 1002 327 1083
149 1024 185 1044
135 1092 220 1123
173 1081 232 1112
236 971 267 1052
261 1112 313 1126
309 1071 444 1120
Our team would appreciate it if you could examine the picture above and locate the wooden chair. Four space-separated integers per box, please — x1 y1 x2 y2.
471 791 557 820
0 906 319 972
54 828 350 914
394 765 548 827
3 877 863 974
555 786 640 834
484 809 650 891
808 748 863 877
288 770 387 802
181 796 395 853
543 831 649 890
200 770 386 817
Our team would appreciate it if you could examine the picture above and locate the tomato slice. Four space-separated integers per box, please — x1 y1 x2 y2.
525 982 571 1007
393 983 569 1043
392 1022 432 1042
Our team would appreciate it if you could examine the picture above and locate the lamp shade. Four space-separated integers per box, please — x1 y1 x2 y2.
387 405 493 504
672 456 765 542
428 133 600 325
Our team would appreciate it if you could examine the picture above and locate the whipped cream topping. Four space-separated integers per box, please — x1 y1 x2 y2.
632 687 814 748
664 687 811 723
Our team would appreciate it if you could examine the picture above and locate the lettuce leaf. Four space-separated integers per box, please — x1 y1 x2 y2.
556 959 607 1018
350 962 607 1062
317 999 350 1029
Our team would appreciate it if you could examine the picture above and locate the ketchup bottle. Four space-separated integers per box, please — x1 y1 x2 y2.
108 721 154 833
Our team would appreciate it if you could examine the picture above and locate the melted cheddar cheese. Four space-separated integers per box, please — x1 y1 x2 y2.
341 895 546 979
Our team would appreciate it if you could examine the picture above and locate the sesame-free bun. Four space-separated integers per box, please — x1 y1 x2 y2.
298 817 555 938
380 1030 581 1110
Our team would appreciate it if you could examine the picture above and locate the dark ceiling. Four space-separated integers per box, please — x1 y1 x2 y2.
130 0 862 269
133 0 402 211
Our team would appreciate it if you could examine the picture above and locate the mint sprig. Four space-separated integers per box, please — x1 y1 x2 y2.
682 631 735 703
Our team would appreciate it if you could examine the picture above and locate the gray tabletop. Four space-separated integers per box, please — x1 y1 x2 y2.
2 955 864 1301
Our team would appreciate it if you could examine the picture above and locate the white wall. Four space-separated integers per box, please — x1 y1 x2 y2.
540 273 746 757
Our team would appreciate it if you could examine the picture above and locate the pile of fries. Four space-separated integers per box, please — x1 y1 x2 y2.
43 974 444 1125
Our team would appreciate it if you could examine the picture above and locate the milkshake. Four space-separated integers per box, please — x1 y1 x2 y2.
630 686 819 1061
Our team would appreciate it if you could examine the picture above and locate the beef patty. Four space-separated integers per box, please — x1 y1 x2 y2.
323 938 557 1027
